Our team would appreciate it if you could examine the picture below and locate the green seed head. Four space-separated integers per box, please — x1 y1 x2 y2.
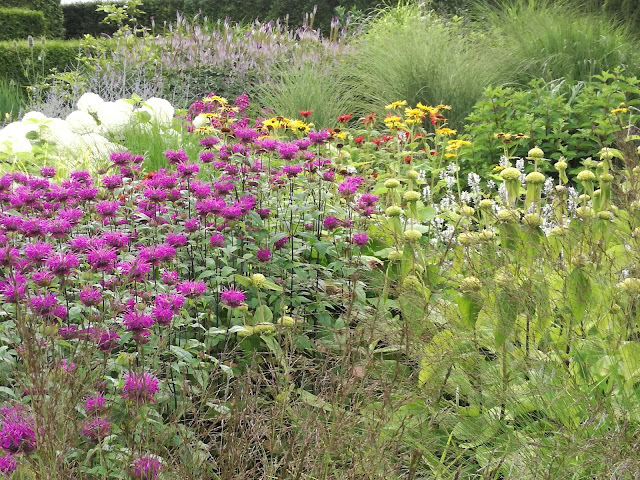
528 146 544 159
576 206 595 220
549 225 569 237
525 171 545 184
388 250 404 261
250 273 267 288
577 170 595 182
460 276 482 293
597 210 613 220
407 169 419 180
523 213 542 228
555 185 567 195
386 205 403 217
458 232 478 246
479 229 495 241
253 322 276 335
494 269 514 289
570 254 590 268
237 326 255 338
497 209 519 223
618 278 640 295
384 179 400 189
403 229 422 242
554 159 568 171
277 316 296 327
403 275 422 291
500 167 521 181
599 147 614 161
578 194 590 203
479 199 494 210
403 190 420 202
599 173 613 183
460 205 475 217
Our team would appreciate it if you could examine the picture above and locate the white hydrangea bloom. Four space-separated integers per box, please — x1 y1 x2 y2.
77 93 105 114
192 113 208 128
114 99 134 113
96 102 134 136
141 97 175 127
22 111 47 123
40 118 76 145
0 122 33 154
66 110 98 135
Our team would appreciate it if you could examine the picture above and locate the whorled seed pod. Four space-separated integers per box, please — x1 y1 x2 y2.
460 205 475 217
527 146 544 160
403 190 420 202
523 213 542 228
460 276 482 293
388 250 404 261
497 209 519 223
458 232 479 246
576 206 595 220
403 229 422 242
386 205 402 217
384 179 400 189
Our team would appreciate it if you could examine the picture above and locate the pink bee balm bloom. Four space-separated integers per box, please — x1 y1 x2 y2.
121 371 160 404
221 287 245 308
130 454 163 480
352 232 370 247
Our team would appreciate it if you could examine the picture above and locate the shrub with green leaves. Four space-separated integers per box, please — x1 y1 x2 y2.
460 69 640 177
0 8 45 41
0 0 63 38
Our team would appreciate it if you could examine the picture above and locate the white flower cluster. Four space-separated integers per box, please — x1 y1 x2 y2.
0 93 177 173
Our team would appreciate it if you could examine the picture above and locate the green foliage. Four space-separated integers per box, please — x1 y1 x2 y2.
0 76 24 121
461 69 640 176
478 0 640 85
62 0 382 38
0 39 92 89
343 3 513 128
0 0 63 38
0 8 45 41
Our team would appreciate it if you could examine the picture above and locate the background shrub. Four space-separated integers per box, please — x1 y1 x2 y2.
0 40 94 88
0 0 63 38
0 8 46 41
62 0 381 38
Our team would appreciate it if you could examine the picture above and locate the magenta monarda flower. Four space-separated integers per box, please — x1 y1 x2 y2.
176 281 207 298
87 247 118 272
81 416 112 441
221 287 245 308
209 234 225 248
161 270 178 286
110 151 131 166
45 252 79 276
323 216 340 231
256 249 272 262
94 329 120 351
273 236 289 251
352 232 370 247
79 287 102 307
177 162 200 178
94 200 121 218
24 242 53 265
123 311 155 333
0 405 36 454
131 454 163 480
84 394 107 414
164 150 188 165
121 371 160 404
0 453 16 475
40 167 56 178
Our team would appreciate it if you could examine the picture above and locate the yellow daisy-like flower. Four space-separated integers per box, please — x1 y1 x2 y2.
203 95 228 105
384 115 406 130
611 107 628 114
204 112 220 119
289 119 312 133
334 131 347 140
416 102 437 114
493 165 506 172
446 139 472 151
385 100 408 110
404 107 425 120
436 128 457 137
444 153 457 159
194 126 216 134
435 104 452 111
262 118 280 130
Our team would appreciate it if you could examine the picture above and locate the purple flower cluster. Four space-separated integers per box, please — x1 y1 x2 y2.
121 371 160 404
0 405 36 455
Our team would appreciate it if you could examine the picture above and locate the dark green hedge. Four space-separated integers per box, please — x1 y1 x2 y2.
63 0 382 39
0 39 92 88
0 0 64 38
0 8 46 41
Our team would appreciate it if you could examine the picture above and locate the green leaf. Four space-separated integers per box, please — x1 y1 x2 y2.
620 342 640 383
254 305 273 324
458 294 481 330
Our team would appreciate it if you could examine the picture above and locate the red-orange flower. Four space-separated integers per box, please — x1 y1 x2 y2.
299 110 313 118
337 113 353 123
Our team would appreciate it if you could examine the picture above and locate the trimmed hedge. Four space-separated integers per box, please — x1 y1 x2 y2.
0 8 46 41
0 39 94 88
63 0 382 38
0 0 64 38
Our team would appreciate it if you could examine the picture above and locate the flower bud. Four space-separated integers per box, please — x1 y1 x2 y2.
403 275 422 291
479 229 495 241
527 146 544 159
277 316 296 327
570 254 590 268
576 206 595 220
523 213 542 228
403 190 420 202
407 169 419 180
458 232 478 246
479 199 493 210
403 229 422 242
386 205 402 217
500 167 521 181
460 205 475 217
597 210 613 220
384 179 400 189
618 278 640 295
549 225 569 237
460 276 482 293
554 159 568 171
599 173 613 183
599 147 614 161
578 194 590 203
577 170 595 182
388 250 404 261
237 326 254 338
253 323 276 335
497 209 519 223
525 171 545 184
250 273 267 288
